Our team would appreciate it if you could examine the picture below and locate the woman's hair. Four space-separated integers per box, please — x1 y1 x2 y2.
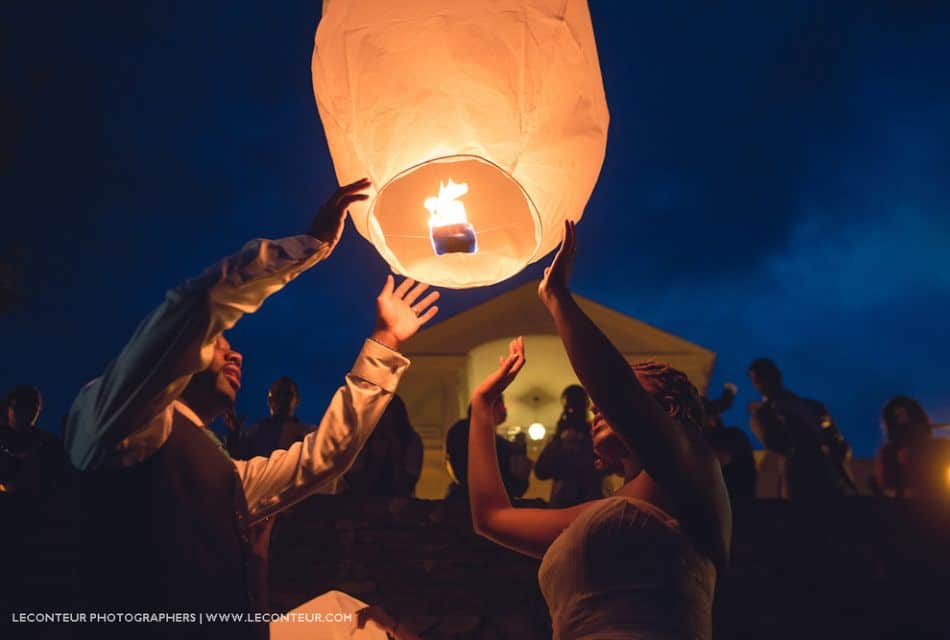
630 361 704 432
881 395 931 445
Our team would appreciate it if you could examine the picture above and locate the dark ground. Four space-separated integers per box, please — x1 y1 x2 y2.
5 491 950 639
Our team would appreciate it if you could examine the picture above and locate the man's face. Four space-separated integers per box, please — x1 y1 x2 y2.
268 385 299 418
562 389 589 417
7 392 41 430
208 336 243 405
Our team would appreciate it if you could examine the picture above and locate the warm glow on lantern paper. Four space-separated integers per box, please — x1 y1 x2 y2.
312 0 609 288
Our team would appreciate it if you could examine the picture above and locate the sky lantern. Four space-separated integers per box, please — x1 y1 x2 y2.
312 0 609 288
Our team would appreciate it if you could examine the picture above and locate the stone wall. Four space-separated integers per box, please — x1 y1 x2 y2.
6 492 950 639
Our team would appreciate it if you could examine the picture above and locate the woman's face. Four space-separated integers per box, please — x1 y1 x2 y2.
590 372 665 475
591 404 641 476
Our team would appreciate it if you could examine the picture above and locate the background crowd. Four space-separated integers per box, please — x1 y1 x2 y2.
5 358 949 505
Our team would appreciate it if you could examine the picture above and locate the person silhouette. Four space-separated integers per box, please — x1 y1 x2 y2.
0 385 67 497
467 222 730 639
63 179 440 638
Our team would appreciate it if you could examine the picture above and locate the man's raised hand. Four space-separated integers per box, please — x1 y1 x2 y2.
307 177 372 249
371 276 440 351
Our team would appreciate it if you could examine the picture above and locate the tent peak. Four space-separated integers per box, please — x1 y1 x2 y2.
402 279 714 363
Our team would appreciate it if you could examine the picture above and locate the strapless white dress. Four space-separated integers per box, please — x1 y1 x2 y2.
538 496 716 639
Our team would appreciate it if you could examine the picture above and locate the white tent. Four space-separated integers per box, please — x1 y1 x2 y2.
399 280 717 499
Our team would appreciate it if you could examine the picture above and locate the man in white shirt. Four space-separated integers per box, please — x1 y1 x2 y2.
63 178 440 638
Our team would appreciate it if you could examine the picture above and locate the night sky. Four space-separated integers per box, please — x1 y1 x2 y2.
3 2 949 457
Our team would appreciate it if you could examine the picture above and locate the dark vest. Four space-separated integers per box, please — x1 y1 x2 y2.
78 413 265 639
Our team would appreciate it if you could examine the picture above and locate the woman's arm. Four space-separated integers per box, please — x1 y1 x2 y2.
539 221 730 566
467 337 595 558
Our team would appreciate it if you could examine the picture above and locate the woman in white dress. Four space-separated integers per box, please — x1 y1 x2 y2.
468 221 732 639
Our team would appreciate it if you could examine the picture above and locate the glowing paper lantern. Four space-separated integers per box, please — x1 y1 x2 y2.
312 0 609 288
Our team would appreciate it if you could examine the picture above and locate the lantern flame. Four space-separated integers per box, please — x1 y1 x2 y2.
425 178 478 255
424 179 470 229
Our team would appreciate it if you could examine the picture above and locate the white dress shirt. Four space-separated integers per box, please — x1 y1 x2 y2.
64 234 410 525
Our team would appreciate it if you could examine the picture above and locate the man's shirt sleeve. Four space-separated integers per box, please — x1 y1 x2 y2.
65 236 329 471
233 339 409 523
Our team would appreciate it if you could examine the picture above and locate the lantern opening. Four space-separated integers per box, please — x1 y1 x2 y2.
368 155 541 289
425 179 478 256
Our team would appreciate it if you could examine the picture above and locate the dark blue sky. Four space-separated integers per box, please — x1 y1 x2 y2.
3 2 949 457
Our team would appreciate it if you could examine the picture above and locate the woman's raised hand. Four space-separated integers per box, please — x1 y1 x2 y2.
472 336 525 404
538 220 576 305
